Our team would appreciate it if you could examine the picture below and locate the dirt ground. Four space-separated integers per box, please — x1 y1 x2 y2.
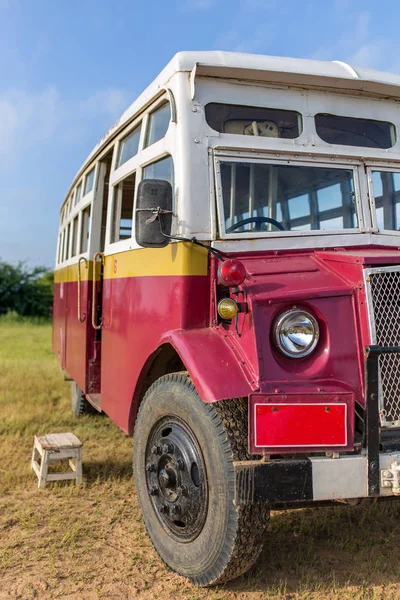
2 323 400 600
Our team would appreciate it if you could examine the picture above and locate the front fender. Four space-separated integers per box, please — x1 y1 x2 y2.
164 328 256 402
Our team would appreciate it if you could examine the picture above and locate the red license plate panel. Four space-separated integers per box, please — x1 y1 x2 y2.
250 393 354 454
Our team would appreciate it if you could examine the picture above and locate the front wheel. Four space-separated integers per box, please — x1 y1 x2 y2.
133 373 269 586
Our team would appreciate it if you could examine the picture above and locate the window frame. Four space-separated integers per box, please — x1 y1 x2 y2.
115 122 143 170
214 152 368 240
144 101 172 149
84 167 96 197
105 95 174 254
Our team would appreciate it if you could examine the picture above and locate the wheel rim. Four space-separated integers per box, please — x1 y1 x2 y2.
145 416 208 543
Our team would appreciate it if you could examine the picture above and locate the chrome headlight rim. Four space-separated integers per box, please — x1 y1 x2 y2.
274 308 320 359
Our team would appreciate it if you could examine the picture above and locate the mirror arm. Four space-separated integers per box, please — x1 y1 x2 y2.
136 205 226 261
158 219 226 262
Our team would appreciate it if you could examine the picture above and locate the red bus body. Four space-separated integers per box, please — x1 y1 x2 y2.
53 52 400 507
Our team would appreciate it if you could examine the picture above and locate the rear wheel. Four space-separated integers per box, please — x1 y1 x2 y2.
70 382 96 417
133 373 269 586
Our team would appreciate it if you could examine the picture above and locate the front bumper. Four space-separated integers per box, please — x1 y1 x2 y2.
234 452 400 505
235 345 400 505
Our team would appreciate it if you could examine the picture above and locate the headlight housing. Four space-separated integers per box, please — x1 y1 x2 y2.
274 308 319 358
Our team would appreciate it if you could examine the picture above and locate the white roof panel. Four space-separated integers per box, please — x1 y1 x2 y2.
65 52 400 210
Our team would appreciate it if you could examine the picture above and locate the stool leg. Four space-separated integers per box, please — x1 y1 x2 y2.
38 450 49 489
31 444 38 470
75 448 82 485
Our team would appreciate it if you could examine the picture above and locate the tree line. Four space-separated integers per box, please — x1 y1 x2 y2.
0 261 53 318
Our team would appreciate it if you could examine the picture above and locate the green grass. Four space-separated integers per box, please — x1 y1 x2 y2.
2 323 400 599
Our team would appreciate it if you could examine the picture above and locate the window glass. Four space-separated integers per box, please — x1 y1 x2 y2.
220 162 357 233
372 172 383 197
84 168 95 195
75 182 82 206
318 183 342 211
145 103 171 147
57 232 63 264
63 224 70 261
117 124 141 168
111 173 136 243
315 114 395 149
376 206 384 230
80 205 91 253
371 170 400 230
71 215 79 257
143 155 174 187
288 194 309 220
205 103 301 139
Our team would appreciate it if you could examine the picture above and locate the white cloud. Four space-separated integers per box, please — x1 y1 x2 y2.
0 87 59 158
81 88 130 121
311 10 400 74
0 85 130 165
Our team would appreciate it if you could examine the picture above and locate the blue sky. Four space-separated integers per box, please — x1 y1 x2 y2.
0 0 399 267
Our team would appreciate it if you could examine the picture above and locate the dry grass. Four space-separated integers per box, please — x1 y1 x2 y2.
2 324 400 599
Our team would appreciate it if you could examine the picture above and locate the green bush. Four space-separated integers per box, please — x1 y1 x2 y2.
0 262 53 319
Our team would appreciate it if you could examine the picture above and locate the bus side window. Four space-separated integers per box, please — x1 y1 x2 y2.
111 173 136 243
80 205 91 253
57 231 63 264
144 103 171 148
71 215 79 257
143 155 174 188
63 224 70 261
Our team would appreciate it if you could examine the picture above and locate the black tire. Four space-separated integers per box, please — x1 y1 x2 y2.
133 373 269 586
70 381 96 417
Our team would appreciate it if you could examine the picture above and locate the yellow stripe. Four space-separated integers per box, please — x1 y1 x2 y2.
104 243 208 279
54 243 208 283
54 261 94 283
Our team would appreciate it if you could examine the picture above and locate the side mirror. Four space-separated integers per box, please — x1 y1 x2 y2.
135 179 173 248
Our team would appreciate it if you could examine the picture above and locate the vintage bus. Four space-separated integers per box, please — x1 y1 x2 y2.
54 51 400 585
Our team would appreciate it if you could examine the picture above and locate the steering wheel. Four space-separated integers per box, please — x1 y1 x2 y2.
226 216 285 233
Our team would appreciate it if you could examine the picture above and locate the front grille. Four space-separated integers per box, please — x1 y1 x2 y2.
365 266 400 426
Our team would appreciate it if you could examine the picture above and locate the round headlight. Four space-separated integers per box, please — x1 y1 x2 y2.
274 309 319 358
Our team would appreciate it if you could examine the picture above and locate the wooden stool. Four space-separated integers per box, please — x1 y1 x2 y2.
31 433 83 488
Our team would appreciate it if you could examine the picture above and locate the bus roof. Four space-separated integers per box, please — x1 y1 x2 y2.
65 51 400 210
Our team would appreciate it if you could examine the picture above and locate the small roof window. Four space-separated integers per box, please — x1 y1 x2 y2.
205 103 302 139
315 114 396 149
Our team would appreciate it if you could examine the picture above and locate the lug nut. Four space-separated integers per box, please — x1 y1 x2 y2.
171 505 181 515
159 505 169 514
149 486 159 496
162 442 174 454
151 445 162 455
176 459 185 471
177 485 188 496
146 463 156 472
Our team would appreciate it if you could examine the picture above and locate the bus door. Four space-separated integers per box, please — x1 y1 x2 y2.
68 150 113 404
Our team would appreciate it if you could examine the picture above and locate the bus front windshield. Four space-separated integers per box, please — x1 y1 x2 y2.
220 162 357 233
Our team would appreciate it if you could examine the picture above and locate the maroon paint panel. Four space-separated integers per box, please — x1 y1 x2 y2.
165 328 255 402
217 251 363 406
100 274 209 433
249 393 355 454
52 282 67 369
53 279 98 393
